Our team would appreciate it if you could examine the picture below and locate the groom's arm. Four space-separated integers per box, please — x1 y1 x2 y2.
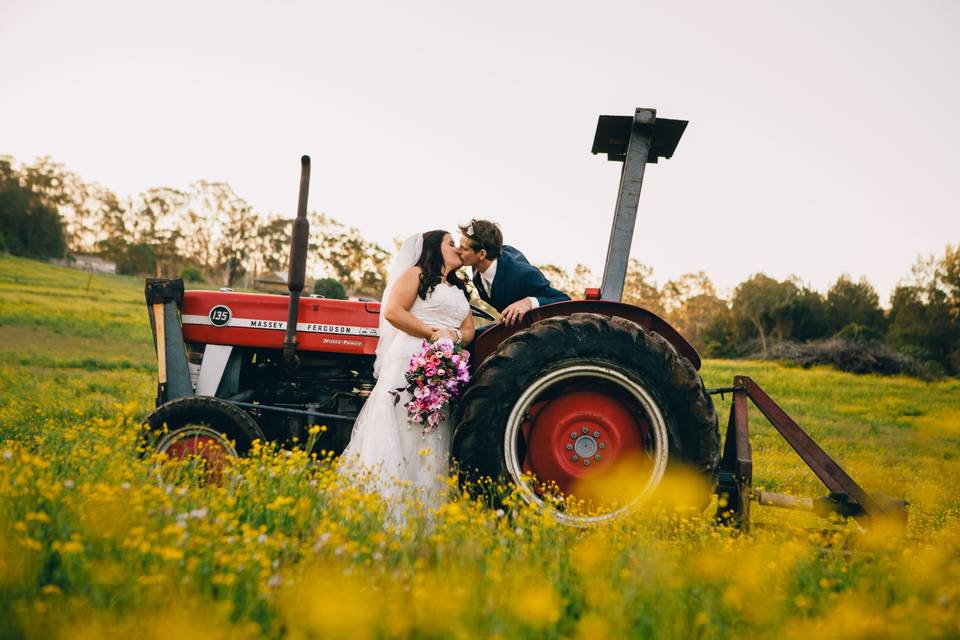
523 265 571 307
500 265 572 326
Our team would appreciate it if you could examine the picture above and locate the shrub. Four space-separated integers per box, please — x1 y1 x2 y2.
181 266 204 282
313 277 347 300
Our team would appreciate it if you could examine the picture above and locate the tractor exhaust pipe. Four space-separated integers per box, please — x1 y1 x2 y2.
283 155 311 365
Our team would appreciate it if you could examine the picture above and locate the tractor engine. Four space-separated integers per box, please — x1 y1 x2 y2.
201 345 373 453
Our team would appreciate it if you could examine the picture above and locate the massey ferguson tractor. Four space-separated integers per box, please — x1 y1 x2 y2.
144 108 906 530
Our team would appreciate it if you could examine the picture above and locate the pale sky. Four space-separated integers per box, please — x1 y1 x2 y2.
2 0 958 303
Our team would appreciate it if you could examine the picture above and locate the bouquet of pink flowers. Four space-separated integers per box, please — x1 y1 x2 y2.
393 338 471 433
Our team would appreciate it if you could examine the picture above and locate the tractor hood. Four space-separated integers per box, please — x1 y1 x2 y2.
180 290 380 356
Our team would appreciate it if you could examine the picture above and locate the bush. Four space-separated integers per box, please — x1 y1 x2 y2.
313 277 347 300
181 266 204 283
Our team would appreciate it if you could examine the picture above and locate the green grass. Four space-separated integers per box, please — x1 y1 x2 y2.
1 254 958 639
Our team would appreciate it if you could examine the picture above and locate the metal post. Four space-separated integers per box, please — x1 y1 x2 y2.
600 108 655 302
716 387 753 529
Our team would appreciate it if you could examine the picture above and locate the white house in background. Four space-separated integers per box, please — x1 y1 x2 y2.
55 254 117 274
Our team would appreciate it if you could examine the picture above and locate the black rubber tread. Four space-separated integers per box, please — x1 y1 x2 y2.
143 396 265 455
452 313 720 498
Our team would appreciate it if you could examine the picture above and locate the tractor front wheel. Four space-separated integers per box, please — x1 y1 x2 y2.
143 396 264 484
452 313 720 526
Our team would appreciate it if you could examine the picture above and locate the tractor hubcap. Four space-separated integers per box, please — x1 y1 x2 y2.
574 435 598 458
505 364 669 527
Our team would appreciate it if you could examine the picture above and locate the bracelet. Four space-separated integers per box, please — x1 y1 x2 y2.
455 328 463 343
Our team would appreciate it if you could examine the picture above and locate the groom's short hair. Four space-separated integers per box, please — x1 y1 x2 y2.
459 219 503 260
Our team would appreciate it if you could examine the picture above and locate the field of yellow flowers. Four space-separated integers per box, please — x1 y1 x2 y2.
1 254 959 639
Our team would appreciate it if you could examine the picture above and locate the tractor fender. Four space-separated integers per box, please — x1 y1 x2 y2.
471 300 701 370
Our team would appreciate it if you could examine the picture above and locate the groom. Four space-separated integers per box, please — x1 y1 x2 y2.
458 219 570 326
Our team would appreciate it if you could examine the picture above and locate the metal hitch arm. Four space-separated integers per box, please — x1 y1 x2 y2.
714 375 908 533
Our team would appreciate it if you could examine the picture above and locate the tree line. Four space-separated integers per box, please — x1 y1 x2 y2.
2 154 957 376
0 156 390 298
542 249 959 377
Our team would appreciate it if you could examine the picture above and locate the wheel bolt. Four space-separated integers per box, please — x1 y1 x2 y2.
594 455 602 461
582 426 589 433
571 455 579 462
570 432 577 439
593 431 600 438
565 443 573 450
583 459 591 466
598 443 606 449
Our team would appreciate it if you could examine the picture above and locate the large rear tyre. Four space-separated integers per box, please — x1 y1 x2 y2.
143 396 264 484
452 313 719 526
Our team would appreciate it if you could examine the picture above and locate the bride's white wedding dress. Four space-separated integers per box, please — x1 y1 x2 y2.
339 281 469 512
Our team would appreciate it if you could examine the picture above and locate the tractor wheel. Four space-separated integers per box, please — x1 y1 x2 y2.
143 396 264 484
452 313 719 526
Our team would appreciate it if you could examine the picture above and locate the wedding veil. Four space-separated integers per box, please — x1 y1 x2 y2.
373 233 423 378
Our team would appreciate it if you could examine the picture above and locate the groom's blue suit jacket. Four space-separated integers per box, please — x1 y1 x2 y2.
472 245 570 312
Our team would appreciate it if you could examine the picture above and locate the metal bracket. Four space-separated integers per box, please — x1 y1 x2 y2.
145 278 193 405
715 375 908 533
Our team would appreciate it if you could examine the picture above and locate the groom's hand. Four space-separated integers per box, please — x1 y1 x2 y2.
501 298 533 326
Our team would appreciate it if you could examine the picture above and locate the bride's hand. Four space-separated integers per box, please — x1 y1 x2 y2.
430 328 458 342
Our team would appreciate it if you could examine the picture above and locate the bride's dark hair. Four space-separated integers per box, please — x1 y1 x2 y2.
415 230 469 301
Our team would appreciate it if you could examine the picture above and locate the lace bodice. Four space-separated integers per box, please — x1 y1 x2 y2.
409 282 470 330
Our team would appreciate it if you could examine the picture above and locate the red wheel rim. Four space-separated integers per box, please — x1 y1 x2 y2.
505 365 671 526
522 389 650 495
158 429 235 484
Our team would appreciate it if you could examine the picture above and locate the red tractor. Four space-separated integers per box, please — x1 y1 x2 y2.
145 109 905 530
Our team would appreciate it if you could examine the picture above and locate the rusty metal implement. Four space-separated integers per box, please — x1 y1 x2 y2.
711 376 908 533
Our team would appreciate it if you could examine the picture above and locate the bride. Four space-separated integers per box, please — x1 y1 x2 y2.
340 230 474 513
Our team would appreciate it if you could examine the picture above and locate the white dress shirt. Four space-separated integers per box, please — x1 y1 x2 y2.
478 259 540 309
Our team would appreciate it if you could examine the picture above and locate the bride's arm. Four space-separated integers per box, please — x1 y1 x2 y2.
458 312 475 346
383 267 436 340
